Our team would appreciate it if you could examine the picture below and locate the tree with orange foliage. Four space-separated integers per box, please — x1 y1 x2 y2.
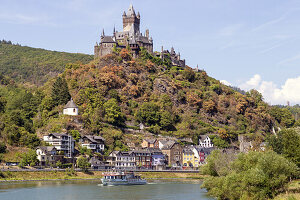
119 48 131 61
203 99 217 114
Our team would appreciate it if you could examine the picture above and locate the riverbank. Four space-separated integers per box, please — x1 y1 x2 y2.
0 171 205 182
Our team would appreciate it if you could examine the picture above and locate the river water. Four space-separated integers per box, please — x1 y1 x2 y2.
0 179 214 200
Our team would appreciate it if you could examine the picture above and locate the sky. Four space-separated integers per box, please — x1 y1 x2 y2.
1 0 300 105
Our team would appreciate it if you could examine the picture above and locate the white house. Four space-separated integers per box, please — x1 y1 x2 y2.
36 146 57 166
43 133 75 158
63 98 79 116
107 151 136 169
81 135 105 153
199 135 214 148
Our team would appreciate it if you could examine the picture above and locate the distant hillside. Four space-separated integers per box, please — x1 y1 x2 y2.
0 43 93 85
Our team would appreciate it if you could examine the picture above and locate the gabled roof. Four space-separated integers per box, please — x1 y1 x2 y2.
101 36 116 43
82 135 105 143
64 98 78 109
145 138 157 144
48 132 68 138
199 135 210 141
161 141 176 150
36 146 56 154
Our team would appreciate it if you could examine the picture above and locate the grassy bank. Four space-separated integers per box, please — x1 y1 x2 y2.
0 171 204 182
0 171 103 181
139 172 204 179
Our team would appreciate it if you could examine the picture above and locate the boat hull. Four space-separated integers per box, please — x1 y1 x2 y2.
101 178 147 186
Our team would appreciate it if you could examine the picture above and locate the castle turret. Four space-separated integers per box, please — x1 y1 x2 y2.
123 4 140 34
101 29 105 39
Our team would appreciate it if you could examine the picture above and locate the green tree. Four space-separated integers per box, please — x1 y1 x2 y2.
135 102 161 126
269 106 295 128
69 130 81 142
160 111 174 130
76 156 90 172
19 149 38 167
103 98 125 126
51 77 71 106
56 160 63 168
268 128 300 167
202 150 298 200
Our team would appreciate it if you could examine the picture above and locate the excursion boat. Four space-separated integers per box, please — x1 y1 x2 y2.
101 171 147 186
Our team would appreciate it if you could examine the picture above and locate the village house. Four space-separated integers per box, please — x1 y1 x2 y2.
183 146 199 168
161 141 183 167
199 135 214 148
132 148 152 169
89 157 111 170
141 139 159 149
194 146 215 164
150 148 166 170
80 135 105 153
43 133 75 158
63 98 79 116
107 151 136 170
36 146 62 166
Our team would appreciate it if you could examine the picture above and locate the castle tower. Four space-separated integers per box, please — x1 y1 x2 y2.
123 4 140 34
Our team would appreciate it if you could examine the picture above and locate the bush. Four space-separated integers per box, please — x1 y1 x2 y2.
202 150 298 200
76 156 90 172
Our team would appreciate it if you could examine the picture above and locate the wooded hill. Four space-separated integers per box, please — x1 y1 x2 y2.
0 45 298 155
0 42 93 85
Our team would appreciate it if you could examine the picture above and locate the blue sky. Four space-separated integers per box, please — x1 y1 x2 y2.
1 0 300 105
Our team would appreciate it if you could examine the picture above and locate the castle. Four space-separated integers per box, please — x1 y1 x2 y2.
94 5 153 58
94 5 185 68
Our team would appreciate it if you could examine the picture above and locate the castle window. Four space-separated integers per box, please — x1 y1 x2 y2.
73 108 76 113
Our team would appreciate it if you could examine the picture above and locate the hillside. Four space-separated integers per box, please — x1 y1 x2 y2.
0 42 93 85
30 48 277 152
1 46 298 157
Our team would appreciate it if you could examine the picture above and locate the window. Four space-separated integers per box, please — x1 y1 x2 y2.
73 108 76 113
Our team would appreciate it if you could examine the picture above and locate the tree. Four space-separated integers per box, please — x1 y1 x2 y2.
103 98 125 126
76 156 90 172
269 106 295 128
268 128 300 167
202 150 298 200
135 102 161 126
69 130 81 142
160 111 174 130
56 160 62 168
51 77 71 106
19 149 38 167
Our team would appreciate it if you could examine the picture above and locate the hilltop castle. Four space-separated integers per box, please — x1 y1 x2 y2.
94 5 153 58
94 5 185 68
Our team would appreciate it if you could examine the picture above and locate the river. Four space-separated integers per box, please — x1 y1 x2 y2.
0 179 214 200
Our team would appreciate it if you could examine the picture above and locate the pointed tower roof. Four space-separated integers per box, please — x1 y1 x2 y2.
64 98 78 109
127 4 136 16
101 29 105 36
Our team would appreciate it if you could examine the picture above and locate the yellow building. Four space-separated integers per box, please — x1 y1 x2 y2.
183 147 199 168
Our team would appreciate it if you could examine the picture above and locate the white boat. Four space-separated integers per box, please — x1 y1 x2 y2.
101 171 147 186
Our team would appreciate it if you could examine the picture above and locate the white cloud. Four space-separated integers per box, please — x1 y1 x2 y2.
239 74 300 105
240 74 261 90
220 80 231 86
